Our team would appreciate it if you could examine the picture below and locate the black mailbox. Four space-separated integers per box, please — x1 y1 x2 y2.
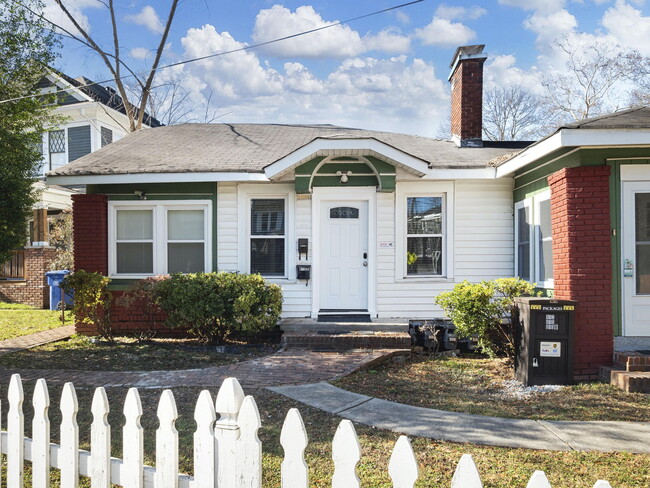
514 297 577 386
296 265 311 281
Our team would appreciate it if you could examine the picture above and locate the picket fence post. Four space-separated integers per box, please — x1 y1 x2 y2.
388 435 419 488
527 470 552 488
192 390 217 488
8 374 24 488
155 390 179 488
123 388 144 488
332 419 361 488
235 395 263 488
215 377 245 487
280 408 309 488
60 382 79 488
32 378 50 488
91 387 111 488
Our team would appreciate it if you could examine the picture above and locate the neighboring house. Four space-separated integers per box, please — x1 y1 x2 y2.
0 71 160 308
46 44 650 380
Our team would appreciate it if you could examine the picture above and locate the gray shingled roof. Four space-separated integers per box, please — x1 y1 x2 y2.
48 123 525 177
560 105 650 129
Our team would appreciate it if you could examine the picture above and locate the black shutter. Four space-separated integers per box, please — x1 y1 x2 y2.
68 125 91 162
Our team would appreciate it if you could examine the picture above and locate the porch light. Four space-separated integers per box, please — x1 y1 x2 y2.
336 171 349 183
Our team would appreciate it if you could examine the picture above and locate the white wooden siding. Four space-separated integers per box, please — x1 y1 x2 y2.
216 179 514 319
216 183 239 272
376 178 514 318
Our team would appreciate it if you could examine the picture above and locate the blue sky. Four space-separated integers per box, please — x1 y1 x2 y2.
45 0 650 136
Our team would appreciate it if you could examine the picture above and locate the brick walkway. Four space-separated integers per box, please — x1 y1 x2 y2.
0 325 75 355
0 348 403 389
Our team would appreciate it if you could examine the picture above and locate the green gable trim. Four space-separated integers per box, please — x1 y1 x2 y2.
294 155 396 194
89 182 219 272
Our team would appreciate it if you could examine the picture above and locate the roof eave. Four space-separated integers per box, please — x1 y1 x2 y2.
46 171 269 186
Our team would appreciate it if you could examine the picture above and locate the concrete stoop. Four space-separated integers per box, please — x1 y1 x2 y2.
281 330 411 350
599 351 650 393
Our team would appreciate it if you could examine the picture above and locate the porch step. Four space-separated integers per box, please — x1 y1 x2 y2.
599 365 650 393
613 351 650 372
281 330 411 350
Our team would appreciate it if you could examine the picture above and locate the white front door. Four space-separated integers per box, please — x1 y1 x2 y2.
320 201 369 311
622 182 650 336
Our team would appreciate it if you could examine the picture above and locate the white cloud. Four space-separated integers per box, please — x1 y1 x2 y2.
395 11 410 24
43 0 102 36
523 9 578 45
435 4 487 20
414 17 477 46
124 5 164 35
485 54 544 93
602 0 650 54
252 5 363 58
498 0 566 14
364 28 411 53
130 47 150 60
251 5 410 58
283 62 324 94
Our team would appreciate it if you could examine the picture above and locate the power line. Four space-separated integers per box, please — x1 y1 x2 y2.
0 0 424 105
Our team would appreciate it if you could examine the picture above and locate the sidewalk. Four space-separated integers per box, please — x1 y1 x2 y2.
270 382 650 454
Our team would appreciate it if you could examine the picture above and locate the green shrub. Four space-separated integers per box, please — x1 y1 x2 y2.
153 272 283 343
434 277 537 359
61 270 113 341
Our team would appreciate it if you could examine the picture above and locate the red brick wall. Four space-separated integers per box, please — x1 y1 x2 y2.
548 166 613 379
450 57 485 144
72 194 108 274
0 247 56 308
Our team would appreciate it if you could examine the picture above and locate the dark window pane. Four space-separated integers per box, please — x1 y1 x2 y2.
251 238 284 276
407 197 442 234
117 243 153 274
251 199 284 236
517 206 531 242
518 243 531 281
68 125 91 162
636 193 650 294
330 207 359 219
168 243 204 274
407 237 442 275
101 127 113 147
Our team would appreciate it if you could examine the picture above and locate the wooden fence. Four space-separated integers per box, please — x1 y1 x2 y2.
0 373 615 488
0 250 25 279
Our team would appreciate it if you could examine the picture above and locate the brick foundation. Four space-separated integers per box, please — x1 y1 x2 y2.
548 166 613 379
0 247 56 308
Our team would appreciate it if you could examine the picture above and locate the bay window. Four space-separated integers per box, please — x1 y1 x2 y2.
109 201 211 277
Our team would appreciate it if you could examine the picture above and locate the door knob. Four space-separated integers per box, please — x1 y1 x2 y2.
363 252 368 259
363 261 368 267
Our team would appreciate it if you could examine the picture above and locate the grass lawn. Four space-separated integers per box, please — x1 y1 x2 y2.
0 302 71 340
0 335 279 371
333 354 650 422
1 383 647 488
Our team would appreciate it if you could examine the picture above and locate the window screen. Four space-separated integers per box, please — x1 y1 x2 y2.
250 199 285 276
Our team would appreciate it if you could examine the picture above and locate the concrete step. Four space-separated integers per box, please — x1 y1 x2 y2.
281 331 411 350
601 365 650 393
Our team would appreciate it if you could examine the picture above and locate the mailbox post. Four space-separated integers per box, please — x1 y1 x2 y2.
514 297 577 386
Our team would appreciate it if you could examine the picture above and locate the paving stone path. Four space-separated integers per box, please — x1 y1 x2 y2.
0 347 401 389
0 325 75 355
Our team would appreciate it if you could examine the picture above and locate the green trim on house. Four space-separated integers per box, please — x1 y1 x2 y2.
293 155 396 194
513 146 650 337
88 182 219 273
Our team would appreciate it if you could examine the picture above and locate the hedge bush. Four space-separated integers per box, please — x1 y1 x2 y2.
434 277 537 359
153 272 283 343
61 270 113 341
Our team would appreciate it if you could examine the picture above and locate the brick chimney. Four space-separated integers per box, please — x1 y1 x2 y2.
448 45 487 148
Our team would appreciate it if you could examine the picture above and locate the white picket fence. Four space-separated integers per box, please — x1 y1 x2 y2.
0 373 615 488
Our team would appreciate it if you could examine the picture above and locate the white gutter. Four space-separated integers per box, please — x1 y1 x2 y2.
496 128 650 178
46 172 270 186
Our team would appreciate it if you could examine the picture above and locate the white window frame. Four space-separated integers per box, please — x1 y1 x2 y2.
514 191 553 288
108 200 212 278
238 184 295 281
514 198 533 283
395 181 454 281
534 192 554 288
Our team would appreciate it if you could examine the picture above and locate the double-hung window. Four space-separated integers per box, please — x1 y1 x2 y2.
110 201 211 277
250 198 286 277
515 191 553 287
406 196 444 276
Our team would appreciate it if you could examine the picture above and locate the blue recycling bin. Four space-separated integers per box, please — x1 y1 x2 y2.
45 270 73 311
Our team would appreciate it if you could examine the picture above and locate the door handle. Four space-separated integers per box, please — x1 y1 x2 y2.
363 252 368 259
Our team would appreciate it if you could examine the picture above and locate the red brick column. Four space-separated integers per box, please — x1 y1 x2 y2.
72 194 108 274
548 166 613 380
